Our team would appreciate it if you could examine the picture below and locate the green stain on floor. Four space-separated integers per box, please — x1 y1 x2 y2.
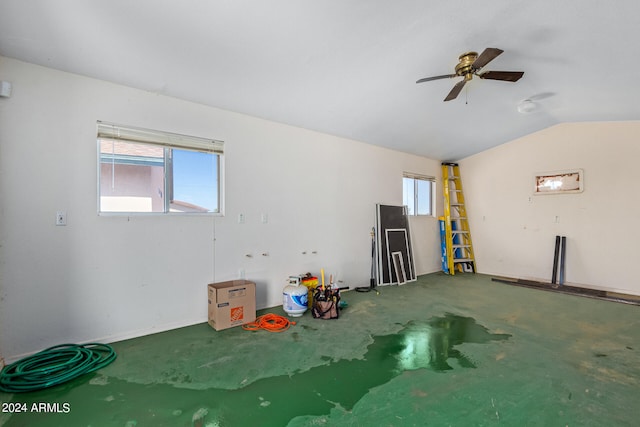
1 273 639 426
1 314 510 426
398 313 511 372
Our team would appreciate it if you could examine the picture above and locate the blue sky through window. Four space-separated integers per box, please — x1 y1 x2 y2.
173 149 218 211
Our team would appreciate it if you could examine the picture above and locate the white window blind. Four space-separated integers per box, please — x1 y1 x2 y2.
402 172 435 182
97 121 224 154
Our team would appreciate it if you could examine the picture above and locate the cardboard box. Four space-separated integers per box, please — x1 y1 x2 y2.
208 280 256 331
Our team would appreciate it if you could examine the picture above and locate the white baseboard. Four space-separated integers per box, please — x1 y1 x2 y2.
4 316 206 365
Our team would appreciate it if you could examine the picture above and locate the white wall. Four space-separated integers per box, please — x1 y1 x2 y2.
460 121 640 295
0 56 442 361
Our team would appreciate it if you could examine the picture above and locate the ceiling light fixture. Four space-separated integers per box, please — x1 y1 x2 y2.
0 81 12 98
517 99 536 114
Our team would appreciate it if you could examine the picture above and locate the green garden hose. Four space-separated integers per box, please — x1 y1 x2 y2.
0 343 116 393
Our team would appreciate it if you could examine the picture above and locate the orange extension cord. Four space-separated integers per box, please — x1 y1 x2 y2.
242 313 296 332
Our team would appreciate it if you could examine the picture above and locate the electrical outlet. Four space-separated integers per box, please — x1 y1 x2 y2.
238 213 245 224
261 213 268 224
56 211 67 226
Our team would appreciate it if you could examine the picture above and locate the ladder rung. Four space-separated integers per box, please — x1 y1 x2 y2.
454 258 474 263
452 230 469 234
452 244 471 248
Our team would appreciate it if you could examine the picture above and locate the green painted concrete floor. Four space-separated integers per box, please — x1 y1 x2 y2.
1 272 639 426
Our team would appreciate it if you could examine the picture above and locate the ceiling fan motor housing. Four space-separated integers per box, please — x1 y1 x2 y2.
455 51 479 79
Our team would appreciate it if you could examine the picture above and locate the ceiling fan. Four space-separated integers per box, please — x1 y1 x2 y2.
416 48 524 101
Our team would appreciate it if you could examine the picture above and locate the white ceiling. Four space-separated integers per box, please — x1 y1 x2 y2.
1 0 639 160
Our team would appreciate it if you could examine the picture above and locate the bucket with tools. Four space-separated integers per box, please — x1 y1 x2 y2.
311 285 340 319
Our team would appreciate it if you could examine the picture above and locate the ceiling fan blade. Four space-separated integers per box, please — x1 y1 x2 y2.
479 70 524 82
444 79 466 102
472 48 503 69
416 74 456 84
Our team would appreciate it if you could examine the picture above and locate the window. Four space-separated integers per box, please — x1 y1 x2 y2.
403 173 435 216
97 121 224 214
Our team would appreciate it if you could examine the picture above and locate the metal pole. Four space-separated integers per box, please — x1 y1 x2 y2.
559 236 567 285
551 235 560 284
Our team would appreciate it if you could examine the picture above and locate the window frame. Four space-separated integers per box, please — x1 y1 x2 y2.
96 121 225 216
402 172 435 217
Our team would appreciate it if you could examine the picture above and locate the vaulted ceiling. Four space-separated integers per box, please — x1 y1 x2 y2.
1 0 639 160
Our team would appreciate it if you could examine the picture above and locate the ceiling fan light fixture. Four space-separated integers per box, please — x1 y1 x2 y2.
517 99 537 114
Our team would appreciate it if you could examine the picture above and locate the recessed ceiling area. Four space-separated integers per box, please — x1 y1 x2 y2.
1 0 639 160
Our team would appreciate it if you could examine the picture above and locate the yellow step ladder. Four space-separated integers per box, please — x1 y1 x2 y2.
442 162 476 274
